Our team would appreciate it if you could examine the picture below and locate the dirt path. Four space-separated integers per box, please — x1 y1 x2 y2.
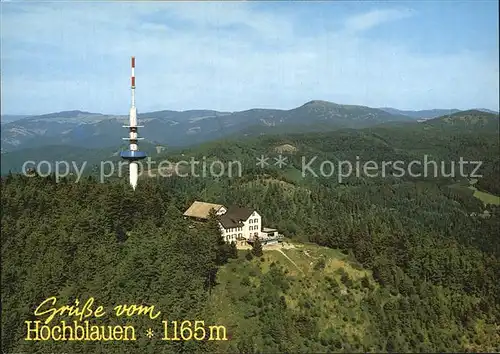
278 249 304 275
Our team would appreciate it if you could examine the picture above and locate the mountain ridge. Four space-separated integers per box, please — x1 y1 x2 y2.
1 100 412 152
379 107 498 119
5 102 498 122
1 101 497 153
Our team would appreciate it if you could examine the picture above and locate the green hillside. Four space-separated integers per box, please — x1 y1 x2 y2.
2 172 499 353
2 113 500 353
157 111 499 195
204 242 499 353
423 110 499 131
0 141 163 175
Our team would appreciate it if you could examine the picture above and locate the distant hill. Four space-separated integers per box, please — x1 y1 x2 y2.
0 114 32 124
0 141 162 174
476 108 499 115
3 104 498 154
0 102 413 153
380 107 499 120
0 145 110 175
423 109 499 130
285 100 413 126
379 107 462 119
22 110 100 120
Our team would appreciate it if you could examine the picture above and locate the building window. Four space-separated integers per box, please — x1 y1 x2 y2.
249 219 253 224
254 218 258 223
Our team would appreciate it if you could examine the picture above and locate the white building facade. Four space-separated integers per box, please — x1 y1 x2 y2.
220 209 261 243
183 201 270 245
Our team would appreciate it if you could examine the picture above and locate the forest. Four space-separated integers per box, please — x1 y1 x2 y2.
1 114 499 353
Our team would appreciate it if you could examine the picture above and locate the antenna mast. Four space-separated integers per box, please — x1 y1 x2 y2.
120 56 147 190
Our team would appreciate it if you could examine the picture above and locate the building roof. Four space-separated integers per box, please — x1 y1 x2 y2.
183 201 225 219
218 214 244 229
218 205 255 229
227 205 254 220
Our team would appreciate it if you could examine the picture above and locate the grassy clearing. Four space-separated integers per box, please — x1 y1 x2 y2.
466 184 500 205
447 182 500 206
470 188 500 206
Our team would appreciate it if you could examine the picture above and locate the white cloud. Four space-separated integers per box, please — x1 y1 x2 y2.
343 8 415 33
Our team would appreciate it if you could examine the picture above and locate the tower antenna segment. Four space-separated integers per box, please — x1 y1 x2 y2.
120 56 147 190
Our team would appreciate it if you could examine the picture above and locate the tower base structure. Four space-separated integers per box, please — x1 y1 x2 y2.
120 151 147 190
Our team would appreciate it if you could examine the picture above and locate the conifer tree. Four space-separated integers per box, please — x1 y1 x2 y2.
252 236 263 257
229 241 238 259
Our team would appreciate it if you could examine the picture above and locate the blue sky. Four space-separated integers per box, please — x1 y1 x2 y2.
1 1 498 115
